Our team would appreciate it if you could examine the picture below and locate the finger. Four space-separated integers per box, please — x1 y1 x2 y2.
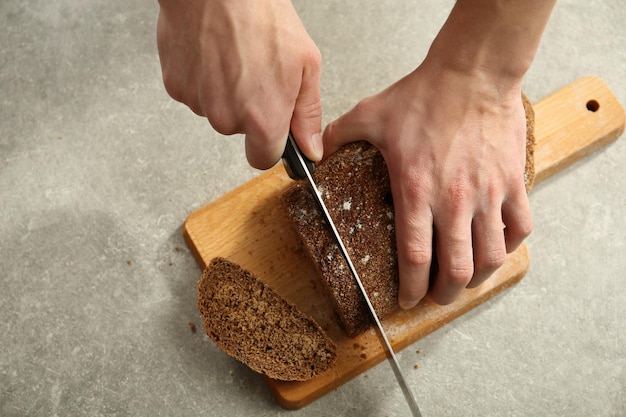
322 97 380 160
290 50 324 162
430 205 474 305
391 175 434 310
244 119 290 170
502 182 533 253
467 208 507 288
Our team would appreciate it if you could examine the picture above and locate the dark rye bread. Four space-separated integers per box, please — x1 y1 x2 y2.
283 143 396 337
282 94 536 337
197 257 337 381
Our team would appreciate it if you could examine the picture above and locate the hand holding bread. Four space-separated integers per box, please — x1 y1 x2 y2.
322 0 554 308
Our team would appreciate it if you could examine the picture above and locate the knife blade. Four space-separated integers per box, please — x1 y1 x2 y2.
282 132 423 417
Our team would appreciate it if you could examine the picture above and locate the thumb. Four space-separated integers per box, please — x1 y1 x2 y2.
322 97 380 161
290 58 323 162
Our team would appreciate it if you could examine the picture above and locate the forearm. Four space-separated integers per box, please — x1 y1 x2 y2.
426 0 556 87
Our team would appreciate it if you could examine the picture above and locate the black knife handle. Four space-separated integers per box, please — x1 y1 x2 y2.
281 131 316 180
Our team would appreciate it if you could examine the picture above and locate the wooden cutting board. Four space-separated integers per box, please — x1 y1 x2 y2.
183 76 624 409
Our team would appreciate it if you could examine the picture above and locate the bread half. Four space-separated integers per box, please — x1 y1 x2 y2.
197 257 337 381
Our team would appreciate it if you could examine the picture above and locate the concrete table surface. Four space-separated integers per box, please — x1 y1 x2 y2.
1 1 624 416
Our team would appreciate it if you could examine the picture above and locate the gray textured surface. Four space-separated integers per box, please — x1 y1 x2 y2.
1 1 625 416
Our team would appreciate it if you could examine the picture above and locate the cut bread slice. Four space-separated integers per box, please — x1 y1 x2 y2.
197 257 337 381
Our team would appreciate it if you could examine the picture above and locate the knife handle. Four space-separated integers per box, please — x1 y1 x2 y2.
281 131 316 180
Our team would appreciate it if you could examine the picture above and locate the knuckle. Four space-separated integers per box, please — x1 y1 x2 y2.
398 236 433 271
446 260 474 287
205 108 239 135
510 169 528 188
398 170 432 203
517 216 534 237
485 180 502 204
477 247 507 272
161 71 185 104
445 178 471 213
241 105 263 132
402 245 432 270
294 98 322 121
306 44 322 68
506 214 534 243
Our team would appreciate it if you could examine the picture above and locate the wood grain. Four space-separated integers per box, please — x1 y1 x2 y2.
533 75 625 184
182 76 624 409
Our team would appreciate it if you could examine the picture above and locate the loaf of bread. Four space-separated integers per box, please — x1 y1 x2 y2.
282 94 536 337
197 257 337 381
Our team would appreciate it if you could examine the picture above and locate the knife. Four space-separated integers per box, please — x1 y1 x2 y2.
282 132 423 417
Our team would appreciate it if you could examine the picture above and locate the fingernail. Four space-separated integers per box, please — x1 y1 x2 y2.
311 133 323 161
399 299 418 310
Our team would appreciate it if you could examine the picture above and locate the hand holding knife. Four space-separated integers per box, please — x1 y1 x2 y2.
282 132 423 417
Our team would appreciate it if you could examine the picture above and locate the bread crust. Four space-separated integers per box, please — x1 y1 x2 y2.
522 92 536 192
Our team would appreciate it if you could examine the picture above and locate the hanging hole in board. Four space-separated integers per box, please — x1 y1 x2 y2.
586 99 600 112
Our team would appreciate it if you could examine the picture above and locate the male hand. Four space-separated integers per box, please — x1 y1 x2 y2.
322 0 556 309
157 0 324 168
323 63 533 308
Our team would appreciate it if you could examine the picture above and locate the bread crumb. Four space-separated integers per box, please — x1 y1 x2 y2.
414 364 419 369
188 322 196 333
126 260 132 265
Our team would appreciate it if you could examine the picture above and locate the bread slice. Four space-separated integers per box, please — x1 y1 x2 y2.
197 257 337 381
282 94 536 337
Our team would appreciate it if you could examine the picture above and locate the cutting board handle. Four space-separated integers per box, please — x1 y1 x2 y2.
533 75 625 184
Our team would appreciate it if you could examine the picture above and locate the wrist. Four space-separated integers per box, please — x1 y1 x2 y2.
425 0 555 88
